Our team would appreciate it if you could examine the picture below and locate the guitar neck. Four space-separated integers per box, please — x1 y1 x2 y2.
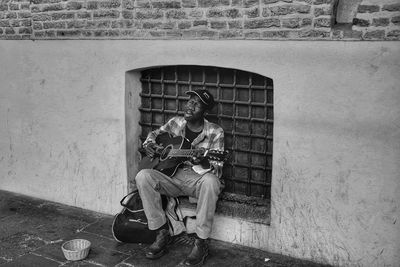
168 149 204 158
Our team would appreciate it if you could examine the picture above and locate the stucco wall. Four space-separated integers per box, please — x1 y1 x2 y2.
0 40 399 266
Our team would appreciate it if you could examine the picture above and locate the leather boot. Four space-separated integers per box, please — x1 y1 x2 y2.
145 228 171 259
180 237 209 266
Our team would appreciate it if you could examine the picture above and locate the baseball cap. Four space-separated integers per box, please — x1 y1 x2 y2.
186 89 215 110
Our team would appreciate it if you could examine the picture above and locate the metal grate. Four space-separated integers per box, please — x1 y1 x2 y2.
139 66 273 199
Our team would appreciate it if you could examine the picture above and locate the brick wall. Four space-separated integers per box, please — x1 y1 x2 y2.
352 1 400 40
0 0 399 40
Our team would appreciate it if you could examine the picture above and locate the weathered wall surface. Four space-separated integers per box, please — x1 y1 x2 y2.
1 0 400 40
0 40 399 266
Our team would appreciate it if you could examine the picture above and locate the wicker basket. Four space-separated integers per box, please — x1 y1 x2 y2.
61 239 91 261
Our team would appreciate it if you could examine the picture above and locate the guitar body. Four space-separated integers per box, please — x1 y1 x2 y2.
138 133 192 177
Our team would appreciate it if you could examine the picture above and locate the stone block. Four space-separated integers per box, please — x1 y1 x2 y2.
386 30 400 40
77 12 91 19
210 21 227 29
5 12 17 19
363 30 385 39
66 1 83 10
207 9 224 18
263 0 279 4
193 20 208 27
57 30 81 37
43 21 66 29
198 0 230 8
0 20 10 27
67 20 86 28
178 21 192 29
357 5 380 13
32 14 52 21
245 7 259 18
231 0 242 6
281 18 301 28
93 10 120 19
99 0 121 9
21 3 30 10
372 18 389 27
135 0 151 8
228 20 242 29
392 16 400 25
382 3 400 12
18 12 32 19
9 3 19 10
87 1 99 10
142 21 162 29
244 18 280 29
166 30 182 38
244 31 260 38
182 0 196 8
41 3 64 12
219 30 243 38
0 4 8 12
189 9 203 18
18 27 32 34
122 0 134 9
33 22 43 30
11 20 20 27
136 10 163 19
225 8 241 18
161 21 176 29
299 29 330 38
353 18 370 27
266 4 310 16
20 19 31 27
166 10 187 19
122 11 133 19
302 17 312 26
152 1 181 9
262 30 289 38
313 0 334 4
51 12 74 20
244 0 258 8
196 29 218 38
314 6 332 17
314 17 331 27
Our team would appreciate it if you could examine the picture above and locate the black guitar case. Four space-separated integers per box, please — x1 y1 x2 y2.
111 191 157 243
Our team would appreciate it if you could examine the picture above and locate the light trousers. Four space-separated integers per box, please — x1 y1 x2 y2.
135 166 221 239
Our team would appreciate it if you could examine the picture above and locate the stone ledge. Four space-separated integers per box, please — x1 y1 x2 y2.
178 192 271 225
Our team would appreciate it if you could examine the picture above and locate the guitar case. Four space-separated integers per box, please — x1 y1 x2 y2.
111 191 157 243
112 191 185 243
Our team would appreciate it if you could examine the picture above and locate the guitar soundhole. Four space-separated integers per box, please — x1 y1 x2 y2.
159 145 172 161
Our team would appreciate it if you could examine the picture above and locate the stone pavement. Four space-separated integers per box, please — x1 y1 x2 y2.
0 190 331 267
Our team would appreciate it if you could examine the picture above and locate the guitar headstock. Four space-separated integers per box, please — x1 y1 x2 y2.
205 150 229 162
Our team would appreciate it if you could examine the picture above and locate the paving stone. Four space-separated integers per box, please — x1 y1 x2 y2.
1 253 59 267
81 246 130 266
82 217 115 239
100 238 146 255
31 241 68 264
0 232 47 260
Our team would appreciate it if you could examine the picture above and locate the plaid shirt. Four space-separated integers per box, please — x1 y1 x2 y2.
143 116 225 178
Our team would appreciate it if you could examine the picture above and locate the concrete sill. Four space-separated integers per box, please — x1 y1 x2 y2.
178 193 271 225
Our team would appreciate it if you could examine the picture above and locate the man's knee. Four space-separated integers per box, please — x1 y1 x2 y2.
199 173 220 192
135 169 153 186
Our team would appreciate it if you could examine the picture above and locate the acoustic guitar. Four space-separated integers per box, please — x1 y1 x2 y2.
138 132 228 177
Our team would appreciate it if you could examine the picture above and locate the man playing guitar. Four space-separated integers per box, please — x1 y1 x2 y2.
135 89 225 267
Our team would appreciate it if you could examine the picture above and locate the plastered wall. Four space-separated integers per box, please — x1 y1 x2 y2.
0 40 399 266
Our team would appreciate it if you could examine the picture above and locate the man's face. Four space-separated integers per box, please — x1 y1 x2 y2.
184 95 206 122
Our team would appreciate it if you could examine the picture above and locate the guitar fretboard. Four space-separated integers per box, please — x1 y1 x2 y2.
168 149 203 157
